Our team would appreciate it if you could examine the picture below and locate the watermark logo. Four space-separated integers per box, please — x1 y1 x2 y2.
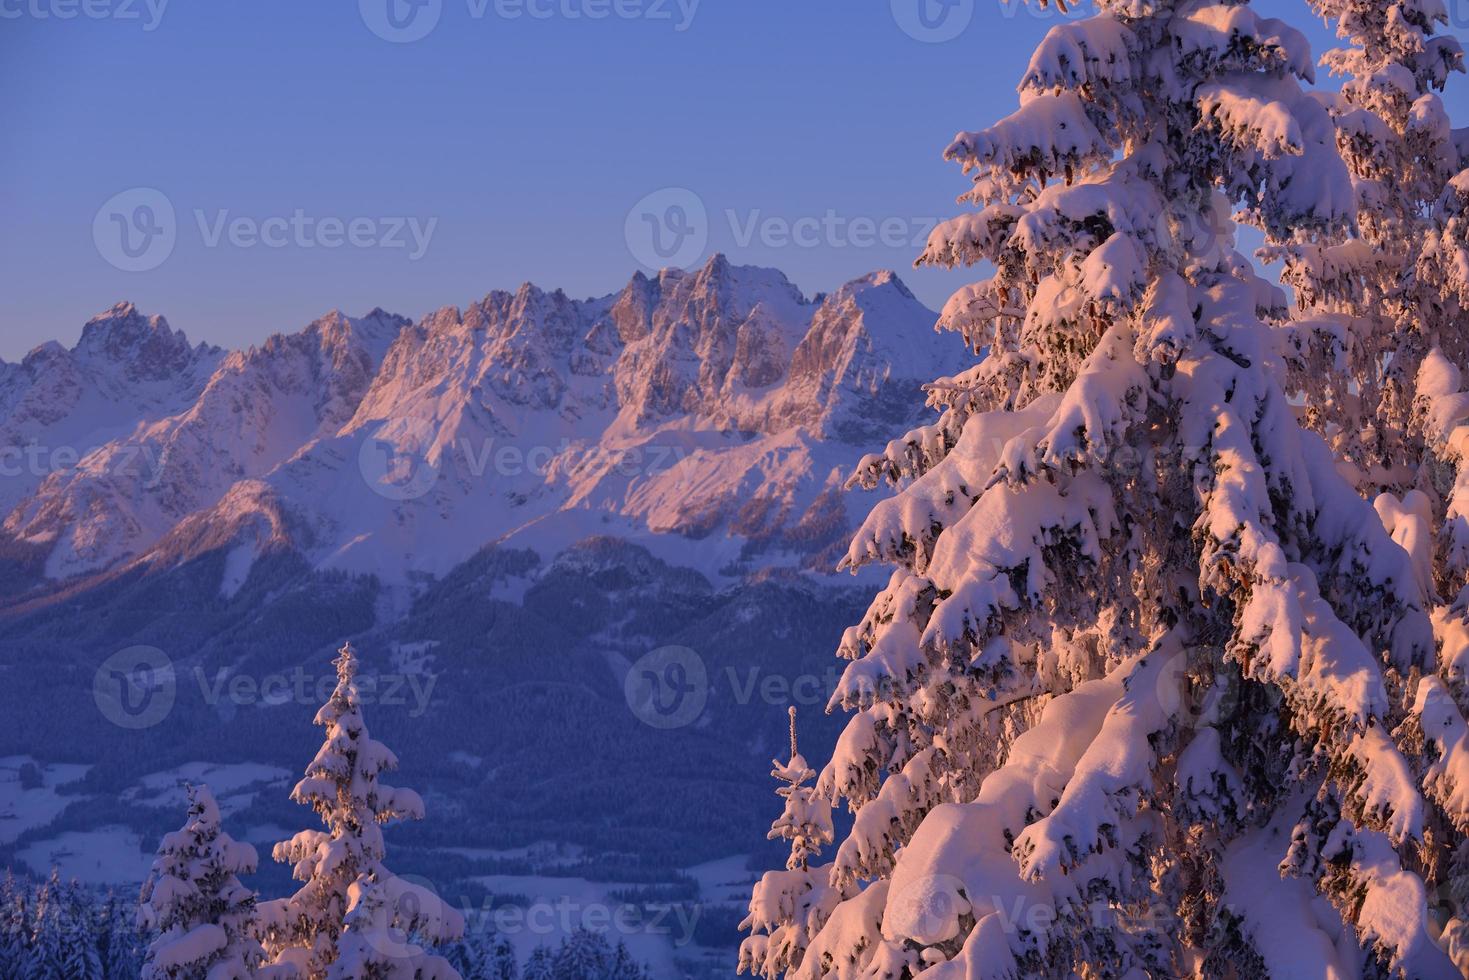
195 664 439 718
625 188 708 272
624 645 707 729
355 417 690 500
624 187 937 270
0 441 164 486
93 646 175 730
93 188 437 272
359 0 442 42
891 0 973 43
0 0 168 30
93 188 176 273
360 0 700 42
358 418 443 502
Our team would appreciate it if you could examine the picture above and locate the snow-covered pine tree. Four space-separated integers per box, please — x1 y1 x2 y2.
258 641 463 979
543 929 649 980
137 783 262 980
26 870 67 980
0 871 28 977
1270 0 1465 493
606 939 648 980
740 708 843 978
63 880 104 980
551 928 609 980
489 937 519 980
446 928 520 980
105 889 147 980
747 0 1469 975
522 945 554 980
445 927 488 979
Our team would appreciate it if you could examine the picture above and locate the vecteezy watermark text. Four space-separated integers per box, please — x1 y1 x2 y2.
93 188 437 273
624 647 857 729
358 421 691 501
193 665 439 718
0 0 167 29
624 187 938 272
0 441 164 486
359 0 699 43
890 0 1090 43
461 894 701 945
93 647 441 729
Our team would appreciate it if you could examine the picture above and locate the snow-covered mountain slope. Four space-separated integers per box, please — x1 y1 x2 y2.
0 303 222 514
2 257 968 594
4 310 407 579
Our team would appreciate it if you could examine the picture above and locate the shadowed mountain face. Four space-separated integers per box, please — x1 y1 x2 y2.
0 258 970 975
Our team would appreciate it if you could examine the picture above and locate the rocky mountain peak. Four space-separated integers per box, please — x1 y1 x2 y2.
75 301 212 381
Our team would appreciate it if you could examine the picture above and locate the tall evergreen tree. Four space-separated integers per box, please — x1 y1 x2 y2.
137 783 262 980
258 641 463 979
743 0 1467 974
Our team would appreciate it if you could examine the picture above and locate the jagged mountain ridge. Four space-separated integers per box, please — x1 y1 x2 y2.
1 256 965 595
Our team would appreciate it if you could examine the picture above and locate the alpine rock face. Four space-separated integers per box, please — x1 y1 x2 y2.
0 256 967 600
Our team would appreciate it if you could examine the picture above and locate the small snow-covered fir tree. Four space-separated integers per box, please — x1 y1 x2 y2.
545 930 649 980
521 945 554 980
446 929 518 980
0 871 28 977
26 870 67 980
743 0 1469 975
606 940 646 980
137 783 262 980
487 937 518 980
739 708 843 978
63 880 104 980
106 889 147 980
258 641 463 979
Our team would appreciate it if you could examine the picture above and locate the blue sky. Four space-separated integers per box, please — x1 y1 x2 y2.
1 0 1464 361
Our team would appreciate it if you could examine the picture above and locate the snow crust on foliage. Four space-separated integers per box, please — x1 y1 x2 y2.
1174 4 1314 80
843 396 1058 574
1415 677 1469 830
1219 803 1359 980
1322 824 1460 977
1021 18 1138 93
945 93 1110 178
882 667 1144 954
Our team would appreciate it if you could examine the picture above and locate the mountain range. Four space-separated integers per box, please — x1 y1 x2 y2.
1 255 962 599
